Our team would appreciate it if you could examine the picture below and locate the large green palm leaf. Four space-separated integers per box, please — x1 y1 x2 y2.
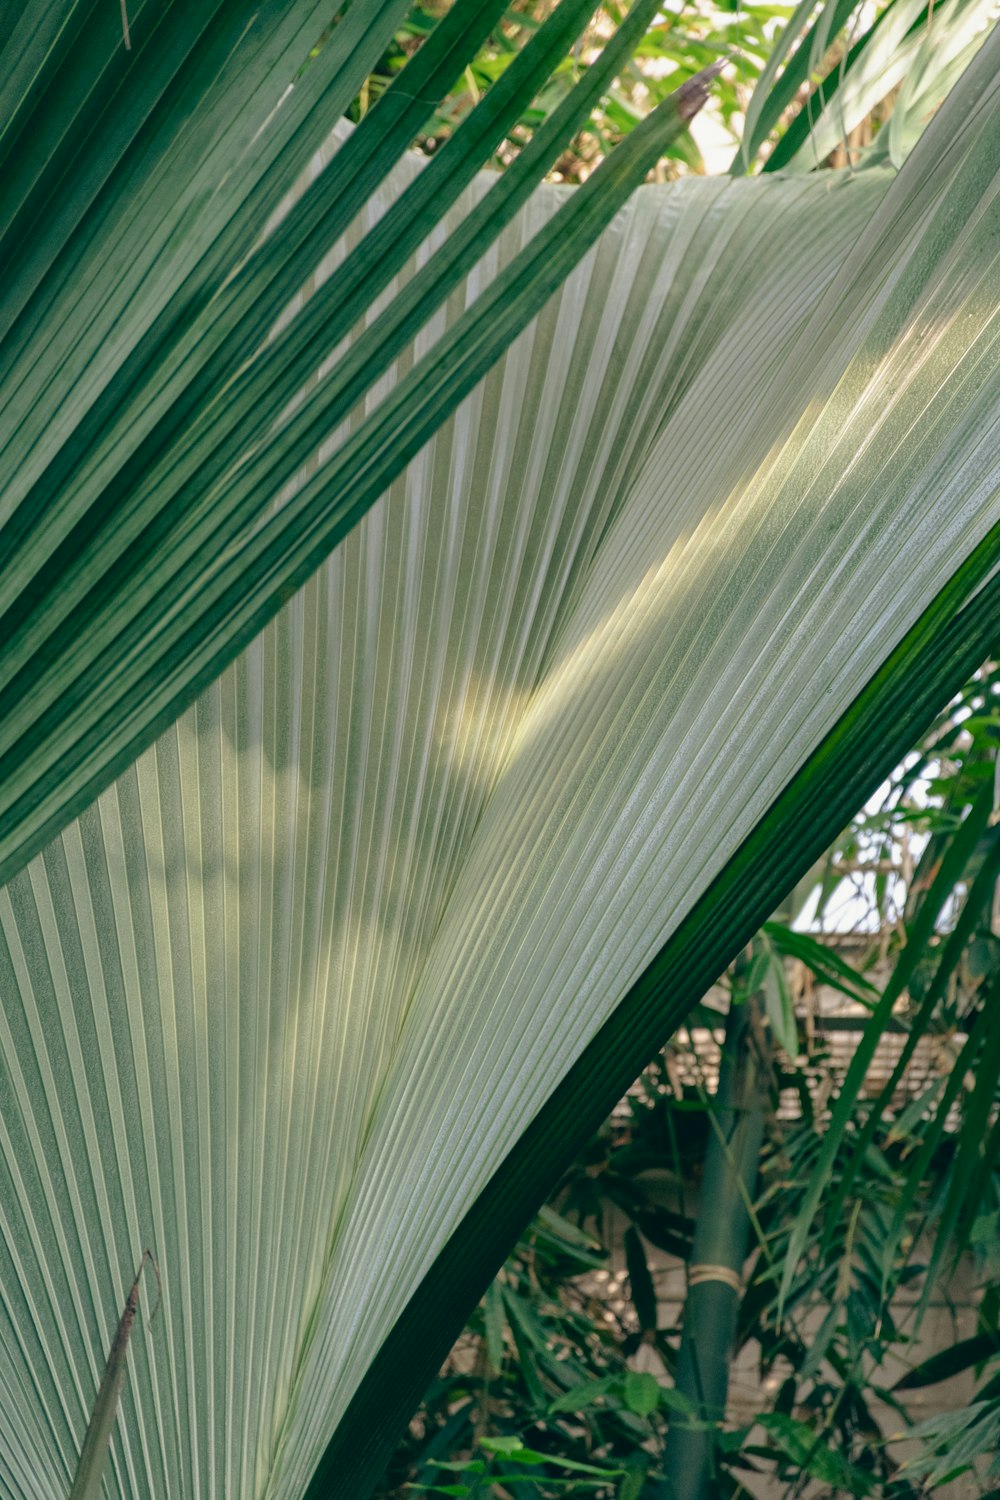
1 7 999 1500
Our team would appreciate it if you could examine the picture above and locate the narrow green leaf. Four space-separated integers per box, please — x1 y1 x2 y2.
618 1463 647 1500
480 1436 526 1458
657 1387 698 1416
408 1484 471 1497
757 1413 874 1495
482 1436 624 1478
821 812 1000 1283
624 1226 658 1334
548 1375 619 1413
68 1252 158 1500
733 0 822 172
760 933 798 1057
762 923 877 1004
920 968 1000 1299
483 1282 506 1376
895 1332 1000 1390
797 1299 842 1382
732 0 860 171
764 0 994 172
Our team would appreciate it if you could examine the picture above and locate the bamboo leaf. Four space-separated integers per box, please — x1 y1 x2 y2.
548 1375 619 1413
624 1228 658 1335
760 933 798 1057
761 923 877 1005
895 1332 1000 1390
757 1413 875 1494
623 1370 661 1419
781 775 998 1309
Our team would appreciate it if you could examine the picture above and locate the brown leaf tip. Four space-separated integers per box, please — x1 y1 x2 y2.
674 60 726 123
139 1248 162 1326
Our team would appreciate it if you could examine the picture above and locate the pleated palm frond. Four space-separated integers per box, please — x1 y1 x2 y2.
1 5 1000 1500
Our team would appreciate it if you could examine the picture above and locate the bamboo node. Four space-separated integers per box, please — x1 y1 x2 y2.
688 1263 742 1291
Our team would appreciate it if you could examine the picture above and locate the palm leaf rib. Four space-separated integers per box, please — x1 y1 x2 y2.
0 10 998 1500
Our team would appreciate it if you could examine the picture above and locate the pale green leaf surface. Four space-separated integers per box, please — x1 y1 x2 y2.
1 37 999 1500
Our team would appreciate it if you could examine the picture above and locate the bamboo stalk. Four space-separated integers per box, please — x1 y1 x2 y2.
657 991 768 1500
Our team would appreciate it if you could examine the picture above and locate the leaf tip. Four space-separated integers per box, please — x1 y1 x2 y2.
674 60 726 123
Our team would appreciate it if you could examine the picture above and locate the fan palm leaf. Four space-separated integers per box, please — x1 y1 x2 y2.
0 7 999 1499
